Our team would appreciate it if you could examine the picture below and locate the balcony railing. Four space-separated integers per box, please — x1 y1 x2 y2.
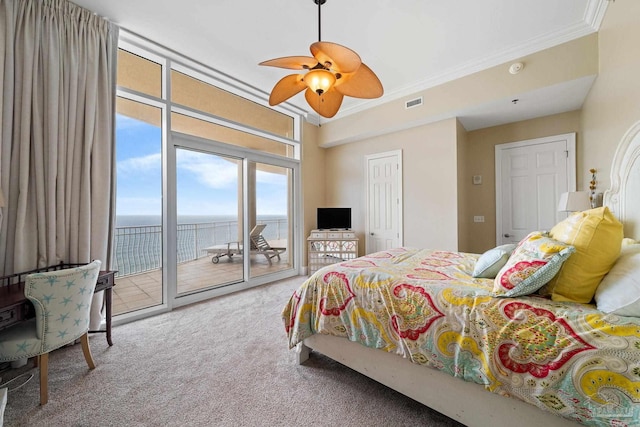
113 218 287 277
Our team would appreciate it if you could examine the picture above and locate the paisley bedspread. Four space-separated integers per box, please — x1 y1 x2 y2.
282 248 640 426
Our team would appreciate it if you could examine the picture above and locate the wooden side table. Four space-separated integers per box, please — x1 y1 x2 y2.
0 267 117 347
89 270 116 346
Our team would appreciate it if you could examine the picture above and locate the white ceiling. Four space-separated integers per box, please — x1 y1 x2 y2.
72 0 609 128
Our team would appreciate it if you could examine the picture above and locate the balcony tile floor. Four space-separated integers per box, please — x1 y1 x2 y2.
112 251 291 316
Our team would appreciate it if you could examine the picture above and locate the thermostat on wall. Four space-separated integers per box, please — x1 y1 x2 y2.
472 175 482 185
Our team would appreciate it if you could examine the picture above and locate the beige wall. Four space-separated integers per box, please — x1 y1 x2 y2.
458 111 581 253
300 121 324 266
456 0 640 253
302 0 640 260
456 119 470 251
580 0 640 192
324 118 459 254
318 34 598 147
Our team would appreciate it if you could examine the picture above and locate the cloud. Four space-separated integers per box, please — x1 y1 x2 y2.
176 150 239 189
116 114 155 131
256 169 287 185
117 153 162 175
256 196 287 215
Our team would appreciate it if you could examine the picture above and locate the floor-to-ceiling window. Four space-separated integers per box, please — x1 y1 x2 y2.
113 51 165 315
113 33 301 321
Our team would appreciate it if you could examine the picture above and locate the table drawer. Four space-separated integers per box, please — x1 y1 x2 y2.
0 306 18 329
95 272 115 292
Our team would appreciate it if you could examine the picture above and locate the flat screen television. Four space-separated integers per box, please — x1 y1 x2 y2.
317 208 351 230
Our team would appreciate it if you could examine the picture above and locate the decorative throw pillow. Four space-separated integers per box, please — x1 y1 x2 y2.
493 232 575 297
595 244 640 317
472 244 517 278
539 207 624 303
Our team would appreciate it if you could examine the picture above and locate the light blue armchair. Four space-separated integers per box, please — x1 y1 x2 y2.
0 260 101 404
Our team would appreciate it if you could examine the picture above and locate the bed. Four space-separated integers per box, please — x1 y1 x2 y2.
282 121 640 427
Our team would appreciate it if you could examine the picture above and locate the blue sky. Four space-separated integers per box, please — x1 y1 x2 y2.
116 114 288 217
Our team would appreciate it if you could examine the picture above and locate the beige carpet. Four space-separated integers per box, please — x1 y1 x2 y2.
1 276 463 427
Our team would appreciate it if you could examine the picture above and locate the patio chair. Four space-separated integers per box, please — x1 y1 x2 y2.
249 224 286 265
0 260 102 405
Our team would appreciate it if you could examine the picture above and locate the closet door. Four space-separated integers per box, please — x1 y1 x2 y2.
496 133 575 245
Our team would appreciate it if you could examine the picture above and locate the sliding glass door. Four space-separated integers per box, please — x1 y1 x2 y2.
175 148 244 294
170 134 298 304
114 41 300 321
249 162 293 279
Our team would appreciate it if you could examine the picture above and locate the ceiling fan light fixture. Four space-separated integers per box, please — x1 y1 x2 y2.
304 69 336 94
259 0 383 118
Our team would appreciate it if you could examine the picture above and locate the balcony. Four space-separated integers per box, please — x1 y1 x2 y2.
111 218 289 316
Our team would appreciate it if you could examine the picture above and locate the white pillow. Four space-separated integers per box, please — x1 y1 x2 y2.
595 244 640 316
473 244 517 279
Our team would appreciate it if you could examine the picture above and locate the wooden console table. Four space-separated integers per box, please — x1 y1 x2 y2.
0 263 116 346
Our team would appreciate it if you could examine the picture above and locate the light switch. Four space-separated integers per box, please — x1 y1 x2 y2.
473 216 485 223
472 175 482 185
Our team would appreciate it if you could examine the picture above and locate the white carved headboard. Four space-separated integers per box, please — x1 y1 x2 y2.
603 120 640 240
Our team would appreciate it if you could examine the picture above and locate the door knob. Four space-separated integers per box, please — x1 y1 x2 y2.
370 232 374 236
504 233 511 238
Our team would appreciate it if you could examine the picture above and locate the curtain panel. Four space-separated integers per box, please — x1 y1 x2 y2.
0 0 118 327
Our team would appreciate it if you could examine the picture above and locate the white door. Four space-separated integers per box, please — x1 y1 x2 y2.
366 150 403 253
496 133 576 245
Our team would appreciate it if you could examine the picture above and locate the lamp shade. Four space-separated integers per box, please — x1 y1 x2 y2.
558 191 591 212
304 69 336 95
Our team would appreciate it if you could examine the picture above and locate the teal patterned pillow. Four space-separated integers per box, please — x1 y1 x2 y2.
473 244 517 278
493 232 575 297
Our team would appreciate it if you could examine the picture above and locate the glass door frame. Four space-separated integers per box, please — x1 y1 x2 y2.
167 132 301 310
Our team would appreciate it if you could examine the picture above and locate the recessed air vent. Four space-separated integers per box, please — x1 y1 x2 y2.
405 96 423 109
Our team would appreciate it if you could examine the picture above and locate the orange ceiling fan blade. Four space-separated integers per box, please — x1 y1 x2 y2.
310 41 361 73
304 87 344 118
259 56 319 70
268 74 307 105
335 63 384 99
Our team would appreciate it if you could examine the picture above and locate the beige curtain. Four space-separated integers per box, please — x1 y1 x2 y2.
0 0 118 328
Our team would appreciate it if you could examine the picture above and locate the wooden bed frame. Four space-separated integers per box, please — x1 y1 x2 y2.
295 120 640 427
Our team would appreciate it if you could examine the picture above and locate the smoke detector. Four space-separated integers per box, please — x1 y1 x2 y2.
509 62 524 74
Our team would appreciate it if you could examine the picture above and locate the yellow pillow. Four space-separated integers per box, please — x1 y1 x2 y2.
539 206 623 303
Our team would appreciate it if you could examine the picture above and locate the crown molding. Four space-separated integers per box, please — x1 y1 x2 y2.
584 0 610 30
330 2 608 122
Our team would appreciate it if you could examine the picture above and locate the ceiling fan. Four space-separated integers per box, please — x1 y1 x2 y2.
259 0 383 118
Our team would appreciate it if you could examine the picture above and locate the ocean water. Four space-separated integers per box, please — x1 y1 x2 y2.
113 215 287 276
117 215 240 227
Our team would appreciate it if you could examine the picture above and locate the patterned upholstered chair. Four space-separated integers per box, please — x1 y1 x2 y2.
0 260 101 405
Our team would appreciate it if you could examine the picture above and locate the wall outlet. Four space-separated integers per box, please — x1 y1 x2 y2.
473 215 485 223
